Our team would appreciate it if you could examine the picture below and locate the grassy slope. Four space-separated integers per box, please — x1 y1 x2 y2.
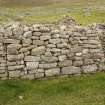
0 0 105 25
0 73 105 105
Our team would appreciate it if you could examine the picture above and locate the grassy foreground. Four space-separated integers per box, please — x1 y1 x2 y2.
0 73 105 105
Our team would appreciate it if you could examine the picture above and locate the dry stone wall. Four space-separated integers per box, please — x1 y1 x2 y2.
0 18 105 80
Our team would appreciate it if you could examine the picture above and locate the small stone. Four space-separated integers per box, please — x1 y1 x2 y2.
58 55 67 61
22 38 32 46
40 35 51 41
24 26 30 32
45 51 52 57
60 25 66 31
50 48 61 53
49 39 61 44
82 49 89 54
47 44 56 48
51 29 59 34
57 43 67 48
58 60 72 67
73 60 83 66
23 31 32 38
31 46 45 56
76 53 82 56
33 40 44 45
26 62 39 70
33 32 41 36
18 96 23 100
40 26 50 32
41 56 58 63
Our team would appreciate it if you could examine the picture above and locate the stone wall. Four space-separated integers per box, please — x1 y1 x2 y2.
0 17 105 80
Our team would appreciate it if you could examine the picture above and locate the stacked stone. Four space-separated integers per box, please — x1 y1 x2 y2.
82 26 104 73
0 18 104 80
21 24 46 79
60 25 104 75
3 23 25 79
0 27 7 80
96 24 105 54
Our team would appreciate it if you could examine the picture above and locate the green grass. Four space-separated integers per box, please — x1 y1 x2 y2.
1 73 105 105
0 0 105 25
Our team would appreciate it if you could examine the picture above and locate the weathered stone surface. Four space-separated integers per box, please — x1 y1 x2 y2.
40 26 50 32
0 73 7 78
45 51 52 57
61 66 81 75
22 39 32 46
7 44 22 54
82 64 97 73
41 56 58 63
82 49 89 54
24 56 41 62
23 26 30 32
7 54 24 61
31 46 45 55
26 62 39 70
23 31 32 38
9 70 21 78
47 44 56 48
31 36 39 40
52 34 60 38
33 40 44 45
71 46 82 53
8 65 24 71
19 45 35 53
40 35 51 41
58 60 72 67
39 63 57 69
33 32 41 36
50 48 61 53
29 69 44 74
13 27 23 39
35 73 44 78
84 44 99 48
57 43 68 48
73 60 83 66
49 39 61 44
83 40 100 45
58 55 67 61
0 69 5 73
27 74 35 80
83 59 94 65
45 68 60 77
4 28 12 37
3 39 20 44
